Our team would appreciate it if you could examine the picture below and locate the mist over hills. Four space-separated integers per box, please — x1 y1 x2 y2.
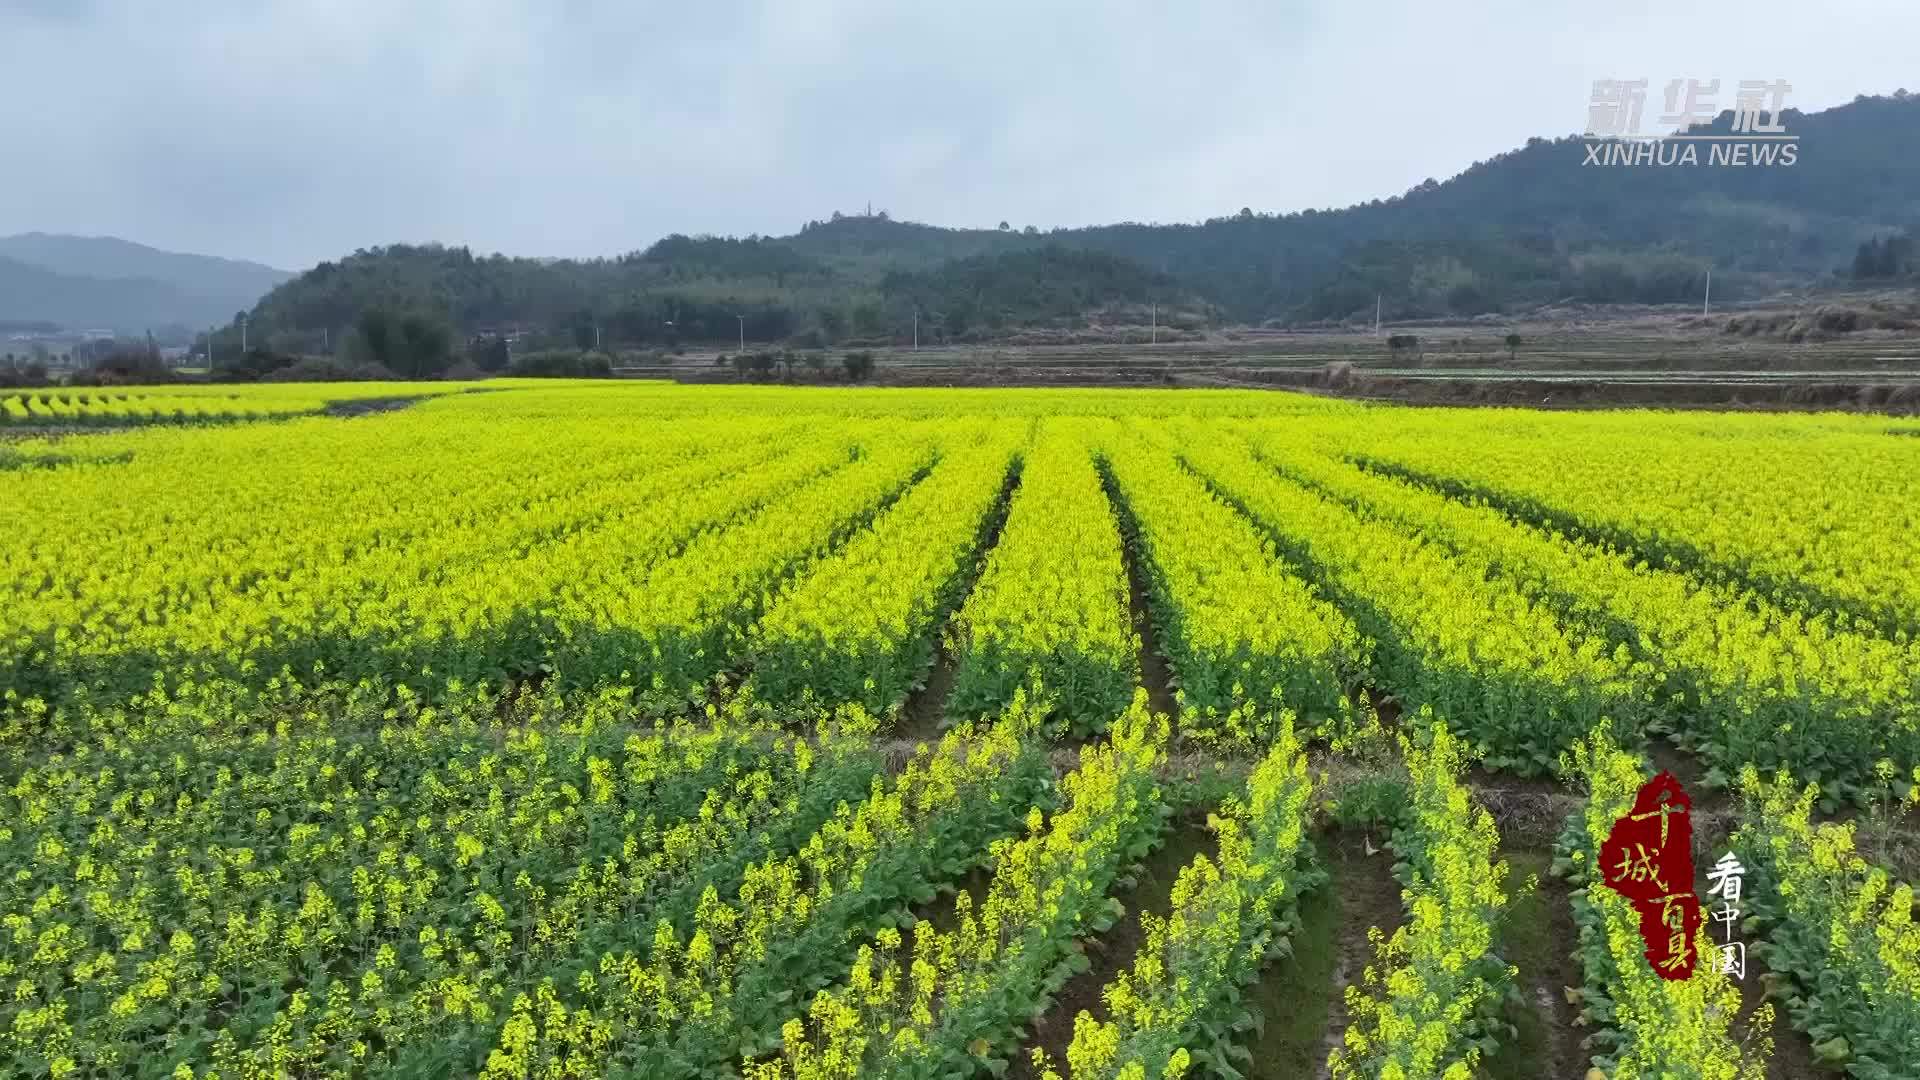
0 234 291 334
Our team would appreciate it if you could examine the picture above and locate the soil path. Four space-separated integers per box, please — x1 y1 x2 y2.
892 463 1022 743
1240 828 1406 1080
1007 818 1214 1078
1110 479 1179 724
1481 850 1584 1079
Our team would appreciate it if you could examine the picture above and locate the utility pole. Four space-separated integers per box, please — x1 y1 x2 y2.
737 314 745 353
912 308 919 350
1703 268 1712 317
594 324 602 351
1155 257 1167 345
239 314 247 354
1373 295 1382 336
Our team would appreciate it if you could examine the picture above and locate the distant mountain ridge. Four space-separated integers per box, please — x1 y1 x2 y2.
0 234 291 333
232 89 1920 346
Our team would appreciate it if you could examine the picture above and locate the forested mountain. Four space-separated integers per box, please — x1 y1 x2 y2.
242 240 861 353
1057 92 1920 320
0 234 291 332
236 90 1920 349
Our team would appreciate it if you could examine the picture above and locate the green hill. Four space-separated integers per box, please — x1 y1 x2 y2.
239 90 1920 345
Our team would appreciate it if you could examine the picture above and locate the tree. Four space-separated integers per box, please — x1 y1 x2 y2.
818 307 847 344
470 335 511 372
571 312 598 351
346 307 453 378
1853 236 1885 279
731 351 779 381
1850 230 1913 280
1504 332 1522 361
999 221 1011 231
842 350 875 382
62 343 180 384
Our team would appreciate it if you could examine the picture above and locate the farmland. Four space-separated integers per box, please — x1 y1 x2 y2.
3 381 1918 1079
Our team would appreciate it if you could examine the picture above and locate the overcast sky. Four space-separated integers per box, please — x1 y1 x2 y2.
1 0 1914 271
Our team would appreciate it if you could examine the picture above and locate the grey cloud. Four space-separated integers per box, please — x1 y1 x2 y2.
0 0 1914 269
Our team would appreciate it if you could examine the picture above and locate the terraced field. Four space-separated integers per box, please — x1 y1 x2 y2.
3 381 1916 1079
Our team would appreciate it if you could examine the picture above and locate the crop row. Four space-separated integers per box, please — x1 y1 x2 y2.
476 705 1053 1077
1250 427 1920 803
947 421 1138 735
1328 716 1517 1078
0 383 480 428
750 693 1173 1079
0 392 314 426
0 706 883 1077
1099 424 1363 744
1555 730 1767 1079
748 425 1022 720
1058 713 1322 1079
3 420 869 717
1733 767 1920 1079
1347 414 1920 640
549 427 942 705
1173 427 1647 774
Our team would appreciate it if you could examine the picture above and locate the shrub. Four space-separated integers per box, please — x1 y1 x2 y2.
213 347 301 383
261 357 401 382
71 348 180 386
507 350 614 378
0 360 50 389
